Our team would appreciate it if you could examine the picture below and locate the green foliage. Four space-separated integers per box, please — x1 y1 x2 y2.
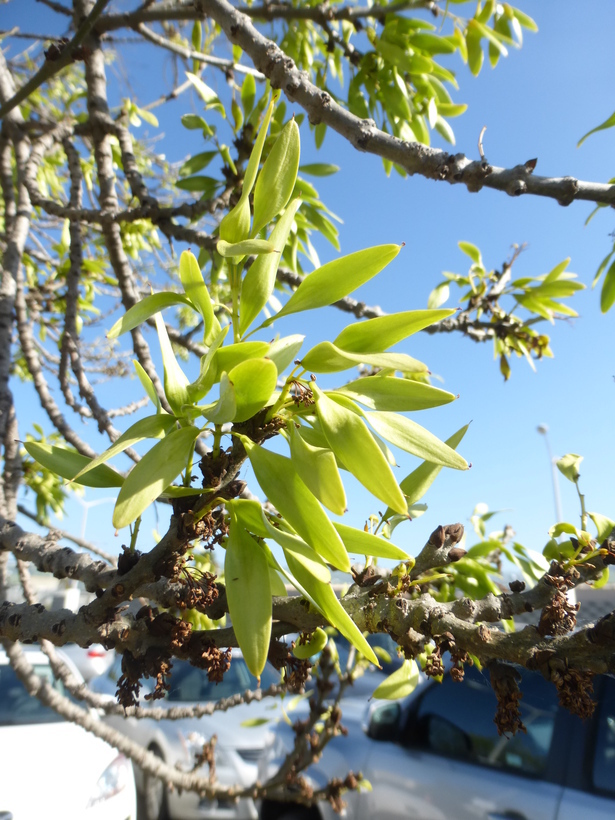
27 109 474 666
428 243 584 379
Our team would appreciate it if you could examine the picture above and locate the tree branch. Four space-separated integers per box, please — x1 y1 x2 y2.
199 0 615 207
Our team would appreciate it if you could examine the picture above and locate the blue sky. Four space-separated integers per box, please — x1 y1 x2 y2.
6 1 615 567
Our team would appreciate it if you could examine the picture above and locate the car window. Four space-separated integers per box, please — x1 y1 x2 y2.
407 666 558 776
166 658 280 702
0 663 69 725
592 676 615 794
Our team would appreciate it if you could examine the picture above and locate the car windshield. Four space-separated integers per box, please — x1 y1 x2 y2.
165 657 281 703
0 662 69 726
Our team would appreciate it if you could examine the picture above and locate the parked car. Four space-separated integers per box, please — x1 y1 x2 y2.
0 646 137 819
92 649 288 820
259 663 615 820
60 642 115 681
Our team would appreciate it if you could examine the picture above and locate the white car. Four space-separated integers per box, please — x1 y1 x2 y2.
0 647 137 820
60 642 115 681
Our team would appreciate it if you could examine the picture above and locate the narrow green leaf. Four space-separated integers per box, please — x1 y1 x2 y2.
71 415 177 484
301 341 428 375
240 717 271 728
252 119 301 236
112 426 199 528
578 109 615 147
107 293 192 339
333 309 455 354
241 73 256 116
225 522 272 678
226 498 270 538
264 523 332 584
366 412 469 470
392 424 470 511
298 163 340 177
24 442 124 488
266 245 402 323
240 199 301 335
458 241 482 264
187 325 230 403
228 358 278 422
312 385 407 515
286 557 379 666
428 282 450 309
155 313 191 416
241 436 351 572
133 360 160 411
179 250 221 344
600 260 615 313
179 150 217 177
334 376 456 412
333 523 409 560
186 72 222 107
217 238 278 258
287 423 347 515
373 659 419 700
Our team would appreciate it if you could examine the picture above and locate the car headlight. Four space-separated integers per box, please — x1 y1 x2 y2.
86 754 132 808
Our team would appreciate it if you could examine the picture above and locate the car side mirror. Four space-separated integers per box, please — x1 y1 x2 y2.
366 702 401 742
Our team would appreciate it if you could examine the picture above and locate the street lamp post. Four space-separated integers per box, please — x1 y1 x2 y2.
537 424 563 524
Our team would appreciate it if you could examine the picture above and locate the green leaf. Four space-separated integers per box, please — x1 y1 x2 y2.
179 250 221 344
241 74 256 116
588 512 615 543
556 453 583 483
334 376 457 412
71 414 178 484
181 114 209 130
594 566 610 590
372 659 419 700
240 199 301 335
24 442 124 488
263 520 332 584
267 245 402 323
548 521 579 538
228 358 278 422
217 239 278 258
292 627 328 658
301 341 428 375
266 334 305 374
240 717 271 728
218 95 276 243
225 521 272 678
187 325 230 403
366 412 468 470
427 282 450 309
175 176 219 194
186 72 225 117
200 372 236 424
107 293 192 339
333 309 455 354
241 436 351 572
600 260 615 313
216 341 270 374
458 241 482 264
312 385 407 515
133 360 160 411
333 523 409 560
226 498 270 538
283 555 379 666
112 426 200 528
298 163 340 177
389 423 470 511
287 423 347 515
252 118 301 236
578 109 615 147
155 313 191 416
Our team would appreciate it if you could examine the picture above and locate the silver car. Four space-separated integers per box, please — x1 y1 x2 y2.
92 649 285 820
259 664 615 820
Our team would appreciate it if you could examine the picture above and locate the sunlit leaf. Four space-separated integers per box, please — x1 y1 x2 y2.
107 293 192 339
24 442 124 488
112 426 200 528
372 659 419 700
